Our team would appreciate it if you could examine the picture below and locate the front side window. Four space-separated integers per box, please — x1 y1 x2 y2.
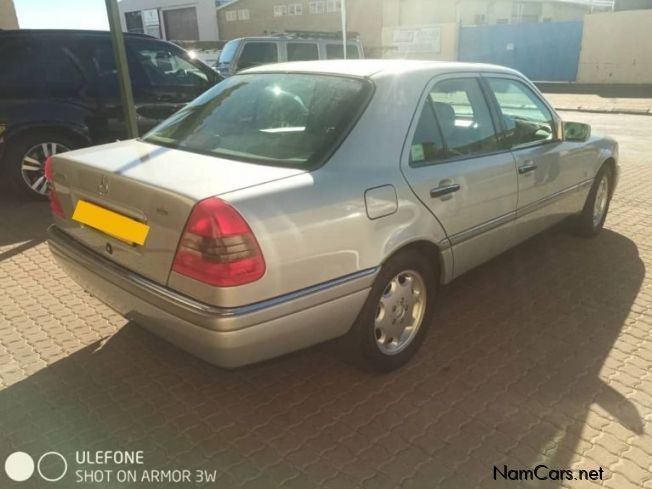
428 78 499 158
144 74 372 168
487 78 555 148
129 41 211 88
287 43 319 61
237 42 278 70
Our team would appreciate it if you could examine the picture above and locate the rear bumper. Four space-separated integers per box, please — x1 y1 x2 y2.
47 225 375 368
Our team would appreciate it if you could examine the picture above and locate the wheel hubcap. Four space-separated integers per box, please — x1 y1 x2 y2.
20 142 70 196
592 175 609 227
374 270 427 356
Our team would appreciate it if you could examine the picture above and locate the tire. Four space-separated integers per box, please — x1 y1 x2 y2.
573 164 613 238
3 131 78 199
348 249 437 372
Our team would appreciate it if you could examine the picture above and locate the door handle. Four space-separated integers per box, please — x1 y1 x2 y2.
430 183 461 198
518 162 538 175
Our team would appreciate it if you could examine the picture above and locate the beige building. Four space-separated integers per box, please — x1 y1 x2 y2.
0 0 18 30
577 9 652 83
382 0 607 61
217 0 383 55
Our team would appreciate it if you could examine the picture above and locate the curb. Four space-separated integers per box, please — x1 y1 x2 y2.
554 106 652 116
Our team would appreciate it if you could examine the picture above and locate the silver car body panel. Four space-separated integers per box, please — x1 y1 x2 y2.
47 60 619 366
48 226 373 367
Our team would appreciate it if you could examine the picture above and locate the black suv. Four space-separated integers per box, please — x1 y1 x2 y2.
0 30 221 198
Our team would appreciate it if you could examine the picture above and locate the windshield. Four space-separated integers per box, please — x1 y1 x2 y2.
217 40 239 65
143 73 372 167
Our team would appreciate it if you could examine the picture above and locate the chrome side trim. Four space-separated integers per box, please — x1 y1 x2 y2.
48 225 379 319
438 179 593 249
515 179 591 220
449 211 516 246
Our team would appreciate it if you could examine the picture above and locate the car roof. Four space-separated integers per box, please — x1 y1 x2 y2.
0 29 156 40
242 59 521 80
226 36 363 43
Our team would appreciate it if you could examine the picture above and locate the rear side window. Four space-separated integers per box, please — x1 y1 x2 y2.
428 78 499 158
0 39 45 90
237 42 278 70
144 73 372 168
326 44 360 59
287 43 319 61
409 103 446 165
45 44 86 93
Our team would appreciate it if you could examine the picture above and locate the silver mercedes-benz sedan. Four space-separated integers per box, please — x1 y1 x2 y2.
46 60 618 371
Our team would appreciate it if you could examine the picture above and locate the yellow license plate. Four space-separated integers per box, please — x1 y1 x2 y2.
72 200 150 246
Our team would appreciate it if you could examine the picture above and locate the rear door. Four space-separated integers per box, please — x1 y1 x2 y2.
402 75 518 278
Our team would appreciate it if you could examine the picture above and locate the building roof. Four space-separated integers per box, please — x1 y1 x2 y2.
216 0 242 11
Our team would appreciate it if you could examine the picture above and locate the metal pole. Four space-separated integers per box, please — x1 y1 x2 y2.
105 0 139 139
341 0 347 59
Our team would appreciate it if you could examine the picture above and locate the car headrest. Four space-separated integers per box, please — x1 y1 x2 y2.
432 102 455 131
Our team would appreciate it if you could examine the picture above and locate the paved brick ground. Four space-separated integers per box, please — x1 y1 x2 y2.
1 112 651 488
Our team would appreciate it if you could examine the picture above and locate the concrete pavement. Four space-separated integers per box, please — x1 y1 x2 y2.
1 111 652 488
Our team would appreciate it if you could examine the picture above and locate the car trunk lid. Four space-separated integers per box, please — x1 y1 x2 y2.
51 139 304 286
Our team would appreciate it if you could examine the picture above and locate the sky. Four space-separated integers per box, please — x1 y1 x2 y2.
14 0 110 30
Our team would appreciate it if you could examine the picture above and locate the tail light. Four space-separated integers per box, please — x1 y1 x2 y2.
44 156 64 218
172 197 266 287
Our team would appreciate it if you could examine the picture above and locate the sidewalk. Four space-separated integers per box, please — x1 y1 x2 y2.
543 92 652 115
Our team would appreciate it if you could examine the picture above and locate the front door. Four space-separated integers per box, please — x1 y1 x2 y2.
402 76 518 278
483 76 577 242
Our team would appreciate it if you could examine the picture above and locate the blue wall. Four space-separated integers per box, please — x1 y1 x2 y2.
458 21 584 82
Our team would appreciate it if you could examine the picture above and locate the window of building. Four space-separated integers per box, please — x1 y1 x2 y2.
273 5 287 16
309 1 325 14
288 3 303 15
225 10 237 21
237 9 250 20
326 0 341 13
287 43 319 61
125 11 144 34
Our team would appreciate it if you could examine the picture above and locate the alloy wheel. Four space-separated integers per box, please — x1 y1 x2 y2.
592 175 609 228
374 270 427 355
20 142 70 196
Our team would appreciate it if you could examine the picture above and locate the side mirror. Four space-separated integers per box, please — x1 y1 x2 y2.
563 121 591 142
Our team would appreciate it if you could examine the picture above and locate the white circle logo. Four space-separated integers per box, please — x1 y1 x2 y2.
5 452 35 482
37 452 68 482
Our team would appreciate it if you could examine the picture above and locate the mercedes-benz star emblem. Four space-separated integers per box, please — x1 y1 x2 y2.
97 175 109 195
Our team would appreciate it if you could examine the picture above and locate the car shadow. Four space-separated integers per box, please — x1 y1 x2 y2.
0 190 51 251
0 229 644 488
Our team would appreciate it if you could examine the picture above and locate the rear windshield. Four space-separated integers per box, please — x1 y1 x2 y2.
143 73 372 167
